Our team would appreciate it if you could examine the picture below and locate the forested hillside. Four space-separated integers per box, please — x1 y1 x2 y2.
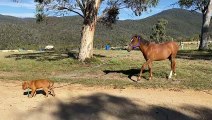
0 8 210 50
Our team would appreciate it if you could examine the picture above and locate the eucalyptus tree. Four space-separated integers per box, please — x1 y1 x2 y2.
178 0 212 50
35 0 159 61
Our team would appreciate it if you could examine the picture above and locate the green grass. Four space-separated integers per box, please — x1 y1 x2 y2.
0 50 212 90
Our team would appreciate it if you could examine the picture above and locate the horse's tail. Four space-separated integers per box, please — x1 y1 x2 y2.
169 42 179 58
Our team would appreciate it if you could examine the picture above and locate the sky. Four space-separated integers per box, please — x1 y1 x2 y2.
0 0 179 20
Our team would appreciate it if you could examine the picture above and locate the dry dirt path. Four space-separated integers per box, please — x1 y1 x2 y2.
0 81 212 120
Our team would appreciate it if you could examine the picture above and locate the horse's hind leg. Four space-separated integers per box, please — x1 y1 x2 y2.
168 57 176 79
148 62 153 80
172 59 176 76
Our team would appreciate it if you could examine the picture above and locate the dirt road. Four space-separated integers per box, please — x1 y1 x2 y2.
0 80 212 120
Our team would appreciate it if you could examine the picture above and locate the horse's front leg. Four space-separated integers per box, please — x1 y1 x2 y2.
138 60 151 81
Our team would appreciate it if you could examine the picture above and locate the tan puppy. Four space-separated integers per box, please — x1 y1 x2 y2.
22 79 55 98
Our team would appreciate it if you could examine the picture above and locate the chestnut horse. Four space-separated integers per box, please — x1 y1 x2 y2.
127 35 179 81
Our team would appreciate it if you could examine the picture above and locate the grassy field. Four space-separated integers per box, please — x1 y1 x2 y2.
0 49 212 90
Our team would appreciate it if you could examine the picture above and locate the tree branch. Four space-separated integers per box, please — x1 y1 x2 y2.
58 6 84 18
97 11 107 21
191 7 200 12
76 0 85 15
202 3 208 14
169 1 178 7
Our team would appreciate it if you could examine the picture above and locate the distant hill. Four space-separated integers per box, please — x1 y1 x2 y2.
118 8 202 38
0 8 210 50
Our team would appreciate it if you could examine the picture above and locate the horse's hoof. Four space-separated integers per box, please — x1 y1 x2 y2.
167 77 172 80
149 77 152 80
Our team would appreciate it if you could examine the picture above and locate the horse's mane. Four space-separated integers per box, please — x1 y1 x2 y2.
139 36 150 45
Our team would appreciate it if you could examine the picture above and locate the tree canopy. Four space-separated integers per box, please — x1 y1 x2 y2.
34 0 159 25
178 0 210 12
150 18 169 43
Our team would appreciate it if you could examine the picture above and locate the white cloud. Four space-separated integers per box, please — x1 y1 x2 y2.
0 12 35 18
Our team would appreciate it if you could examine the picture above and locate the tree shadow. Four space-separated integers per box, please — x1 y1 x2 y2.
103 69 149 80
67 51 106 59
177 50 212 60
67 51 78 59
5 51 69 61
19 93 212 120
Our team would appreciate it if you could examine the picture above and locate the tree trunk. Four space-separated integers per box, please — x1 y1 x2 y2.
78 24 96 61
199 0 212 50
78 0 101 62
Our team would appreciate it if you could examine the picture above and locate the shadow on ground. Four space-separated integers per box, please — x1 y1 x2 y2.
6 51 106 61
103 69 149 80
6 51 69 61
19 93 212 120
177 50 212 60
23 90 46 96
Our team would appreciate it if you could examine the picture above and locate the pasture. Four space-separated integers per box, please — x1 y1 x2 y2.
1 50 212 120
0 49 212 90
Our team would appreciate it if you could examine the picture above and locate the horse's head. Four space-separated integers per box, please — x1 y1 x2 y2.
127 35 141 52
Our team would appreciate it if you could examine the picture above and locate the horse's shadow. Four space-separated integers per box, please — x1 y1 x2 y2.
103 69 149 81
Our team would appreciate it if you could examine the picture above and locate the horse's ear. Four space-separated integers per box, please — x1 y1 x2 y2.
137 35 142 41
